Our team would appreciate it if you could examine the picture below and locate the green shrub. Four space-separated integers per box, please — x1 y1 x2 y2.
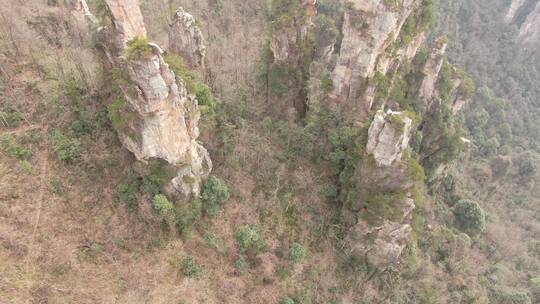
70 110 104 137
175 198 202 233
407 157 426 182
280 297 295 304
531 278 540 300
235 225 265 254
492 289 531 304
313 15 338 50
0 134 32 160
208 0 224 15
269 0 305 29
19 160 32 173
181 255 202 278
164 53 216 112
453 199 486 237
363 191 407 225
0 109 22 128
51 131 81 163
126 36 153 59
152 194 174 217
268 63 299 96
61 72 86 105
320 72 334 93
288 243 307 263
140 174 162 197
528 240 540 256
116 183 137 210
194 83 217 113
201 176 230 216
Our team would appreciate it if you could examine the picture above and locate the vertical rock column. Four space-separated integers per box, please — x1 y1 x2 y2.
168 7 206 69
330 0 418 116
100 0 212 198
346 110 416 269
267 0 317 118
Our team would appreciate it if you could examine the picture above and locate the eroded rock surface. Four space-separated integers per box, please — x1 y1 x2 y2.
519 2 540 44
366 110 412 167
105 0 147 43
330 0 418 103
418 39 447 104
348 219 413 268
505 0 526 23
101 0 211 198
505 0 540 44
168 7 206 69
270 0 316 63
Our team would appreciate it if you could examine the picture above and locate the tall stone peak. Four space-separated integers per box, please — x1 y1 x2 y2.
269 0 316 63
105 0 147 43
330 0 418 105
168 7 206 69
100 0 212 198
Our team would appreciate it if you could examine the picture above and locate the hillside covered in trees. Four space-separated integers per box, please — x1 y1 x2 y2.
0 0 539 303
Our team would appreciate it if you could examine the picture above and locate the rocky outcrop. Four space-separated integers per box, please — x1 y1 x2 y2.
168 7 206 69
518 2 540 44
104 0 147 44
505 0 540 44
270 0 316 63
348 218 413 268
345 108 417 268
366 110 412 167
418 39 447 104
100 0 211 198
330 0 418 104
505 0 526 23
68 0 97 23
377 32 426 75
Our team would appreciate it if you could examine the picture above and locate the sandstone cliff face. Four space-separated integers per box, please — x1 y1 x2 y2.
270 0 316 63
418 39 447 105
104 0 147 44
101 0 211 198
168 7 206 69
348 217 413 268
345 109 415 268
330 0 418 105
519 2 540 44
505 0 540 44
505 0 526 23
366 110 412 167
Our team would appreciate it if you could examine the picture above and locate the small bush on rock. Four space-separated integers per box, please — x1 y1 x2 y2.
126 36 153 59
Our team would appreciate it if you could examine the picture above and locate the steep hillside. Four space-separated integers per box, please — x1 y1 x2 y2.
0 1 539 304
